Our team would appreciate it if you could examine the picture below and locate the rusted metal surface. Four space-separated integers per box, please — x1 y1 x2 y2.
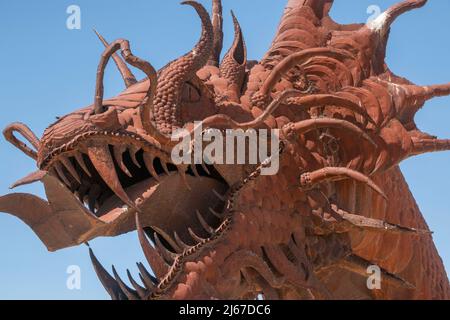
1 0 449 299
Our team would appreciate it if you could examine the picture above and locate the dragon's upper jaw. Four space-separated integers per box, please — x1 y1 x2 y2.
1 132 232 252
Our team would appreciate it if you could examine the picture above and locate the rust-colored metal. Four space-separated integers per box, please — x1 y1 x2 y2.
1 0 450 300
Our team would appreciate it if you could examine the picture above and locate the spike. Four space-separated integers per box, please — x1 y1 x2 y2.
263 245 315 291
88 248 126 300
174 231 191 250
301 167 388 201
196 210 215 235
366 0 427 37
339 254 415 290
74 152 92 177
154 232 176 264
60 157 81 183
385 81 450 124
152 226 182 253
126 269 147 299
53 162 72 187
112 266 139 300
190 164 200 177
113 145 132 177
410 138 450 156
209 207 223 219
212 189 227 202
128 145 142 168
92 38 156 116
9 170 46 189
200 162 211 175
188 227 206 243
218 10 247 102
136 262 157 291
93 29 137 88
177 166 191 190
87 144 135 208
142 153 161 182
135 213 169 279
160 160 170 175
207 0 223 66
331 205 431 236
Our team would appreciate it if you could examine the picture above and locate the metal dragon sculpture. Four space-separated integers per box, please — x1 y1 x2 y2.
1 0 449 299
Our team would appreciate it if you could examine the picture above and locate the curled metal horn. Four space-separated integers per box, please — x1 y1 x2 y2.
93 39 157 116
3 122 40 160
152 1 214 135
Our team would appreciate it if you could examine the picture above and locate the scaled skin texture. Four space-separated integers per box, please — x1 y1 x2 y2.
1 0 450 299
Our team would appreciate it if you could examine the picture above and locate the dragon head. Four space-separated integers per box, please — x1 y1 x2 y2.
1 0 450 300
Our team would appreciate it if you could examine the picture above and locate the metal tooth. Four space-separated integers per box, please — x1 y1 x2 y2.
138 274 150 292
135 213 169 279
212 189 227 202
200 162 211 175
160 159 171 175
174 232 191 250
177 166 191 190
142 153 160 182
112 266 139 300
87 144 135 209
88 248 126 300
74 152 92 177
196 210 215 235
209 207 224 219
127 269 147 299
190 165 200 177
128 145 142 168
113 145 132 178
188 227 206 243
136 262 157 290
54 162 72 187
60 156 81 183
152 226 182 253
154 232 177 264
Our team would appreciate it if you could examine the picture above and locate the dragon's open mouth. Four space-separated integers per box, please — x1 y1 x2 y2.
43 135 230 243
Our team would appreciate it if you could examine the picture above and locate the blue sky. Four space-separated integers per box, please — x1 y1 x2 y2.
0 0 449 300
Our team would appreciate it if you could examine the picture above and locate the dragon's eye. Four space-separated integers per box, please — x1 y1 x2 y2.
182 82 201 103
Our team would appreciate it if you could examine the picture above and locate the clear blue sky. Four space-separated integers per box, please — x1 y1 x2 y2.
0 0 449 300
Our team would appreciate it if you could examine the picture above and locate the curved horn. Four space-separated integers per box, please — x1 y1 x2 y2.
3 122 40 160
366 0 427 37
219 11 247 102
153 1 213 135
92 39 157 117
93 29 138 88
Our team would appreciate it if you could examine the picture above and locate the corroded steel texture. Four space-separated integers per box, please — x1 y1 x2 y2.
1 0 449 300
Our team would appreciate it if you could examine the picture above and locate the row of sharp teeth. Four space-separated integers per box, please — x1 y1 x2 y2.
89 189 228 300
50 143 212 212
